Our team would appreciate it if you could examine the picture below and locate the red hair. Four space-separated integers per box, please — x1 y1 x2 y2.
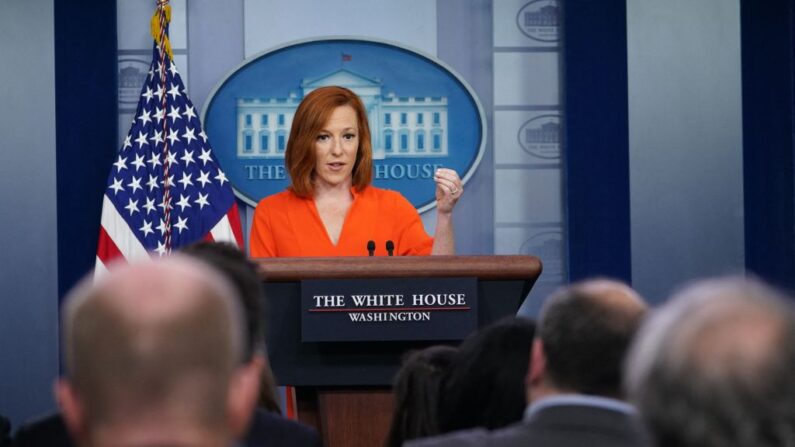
285 86 373 197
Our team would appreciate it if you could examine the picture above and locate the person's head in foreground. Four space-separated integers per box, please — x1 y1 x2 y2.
439 316 536 432
55 256 259 447
624 276 795 447
181 241 281 414
529 279 648 401
385 345 457 447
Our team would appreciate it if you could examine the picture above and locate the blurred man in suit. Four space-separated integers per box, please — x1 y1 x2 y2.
625 277 795 447
406 279 651 447
15 243 321 447
53 256 259 447
181 242 322 447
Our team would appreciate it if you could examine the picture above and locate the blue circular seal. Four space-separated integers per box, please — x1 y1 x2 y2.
202 37 486 213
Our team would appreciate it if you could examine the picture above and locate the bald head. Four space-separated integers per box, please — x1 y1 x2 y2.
537 279 647 397
60 256 245 446
625 277 795 447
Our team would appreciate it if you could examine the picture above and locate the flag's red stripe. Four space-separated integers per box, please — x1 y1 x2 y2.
203 232 215 242
227 204 244 247
285 385 297 420
97 226 126 264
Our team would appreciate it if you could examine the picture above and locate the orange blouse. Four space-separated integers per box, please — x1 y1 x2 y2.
249 186 433 257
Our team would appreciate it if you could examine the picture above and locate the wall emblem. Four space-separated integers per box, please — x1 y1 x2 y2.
516 0 560 43
518 114 560 159
203 38 486 213
118 57 151 111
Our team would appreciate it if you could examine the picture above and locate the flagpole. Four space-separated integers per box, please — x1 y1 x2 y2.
156 0 173 253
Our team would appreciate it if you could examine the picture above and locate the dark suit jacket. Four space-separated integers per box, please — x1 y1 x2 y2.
405 403 652 447
13 409 322 447
244 409 323 447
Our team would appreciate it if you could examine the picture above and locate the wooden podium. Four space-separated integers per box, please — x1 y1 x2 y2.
253 255 542 447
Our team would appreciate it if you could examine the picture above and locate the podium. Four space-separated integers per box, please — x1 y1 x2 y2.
254 255 542 447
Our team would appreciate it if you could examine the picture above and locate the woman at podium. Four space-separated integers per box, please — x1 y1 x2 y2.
249 86 463 258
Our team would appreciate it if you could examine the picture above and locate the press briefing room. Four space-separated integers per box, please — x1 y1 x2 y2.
1 1 794 447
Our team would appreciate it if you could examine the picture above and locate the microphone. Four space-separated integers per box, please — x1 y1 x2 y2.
386 240 395 256
367 240 375 256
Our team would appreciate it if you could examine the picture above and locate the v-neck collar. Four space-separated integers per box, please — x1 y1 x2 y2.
305 186 360 249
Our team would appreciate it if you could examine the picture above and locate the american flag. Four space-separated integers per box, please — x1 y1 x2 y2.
96 15 242 274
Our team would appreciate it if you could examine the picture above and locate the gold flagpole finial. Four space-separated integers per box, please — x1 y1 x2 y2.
150 1 174 61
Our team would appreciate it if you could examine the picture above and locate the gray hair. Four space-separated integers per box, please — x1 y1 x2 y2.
625 276 795 447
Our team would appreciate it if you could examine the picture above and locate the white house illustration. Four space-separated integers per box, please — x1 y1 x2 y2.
236 69 449 160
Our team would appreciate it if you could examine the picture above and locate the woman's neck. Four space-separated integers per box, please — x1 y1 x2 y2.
313 178 353 200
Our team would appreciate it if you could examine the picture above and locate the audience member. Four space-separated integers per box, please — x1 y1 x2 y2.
15 243 321 447
625 276 795 447
54 256 257 447
181 242 277 411
384 345 457 447
438 317 536 432
0 415 10 447
182 242 322 447
407 279 651 447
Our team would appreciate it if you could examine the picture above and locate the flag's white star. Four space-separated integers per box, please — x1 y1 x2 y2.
182 127 197 145
156 218 168 236
122 135 132 150
139 219 154 237
137 109 152 126
153 107 165 123
155 240 168 256
175 194 192 212
198 148 212 165
147 66 154 81
109 177 124 195
180 149 195 167
177 172 193 189
173 216 189 234
168 62 179 77
124 198 139 215
167 106 182 123
150 130 164 146
113 155 127 172
146 175 160 192
199 129 208 143
134 131 149 149
167 83 181 100
166 151 178 167
183 105 197 121
196 170 211 188
195 192 209 210
154 84 165 101
146 153 162 169
127 176 143 194
143 196 156 214
215 170 228 185
155 61 165 77
166 128 180 145
141 86 154 103
131 153 146 171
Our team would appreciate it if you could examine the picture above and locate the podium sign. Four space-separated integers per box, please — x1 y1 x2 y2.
301 277 478 342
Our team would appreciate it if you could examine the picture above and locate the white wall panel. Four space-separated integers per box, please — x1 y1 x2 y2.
495 168 562 224
628 0 745 303
493 52 559 106
243 0 437 57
